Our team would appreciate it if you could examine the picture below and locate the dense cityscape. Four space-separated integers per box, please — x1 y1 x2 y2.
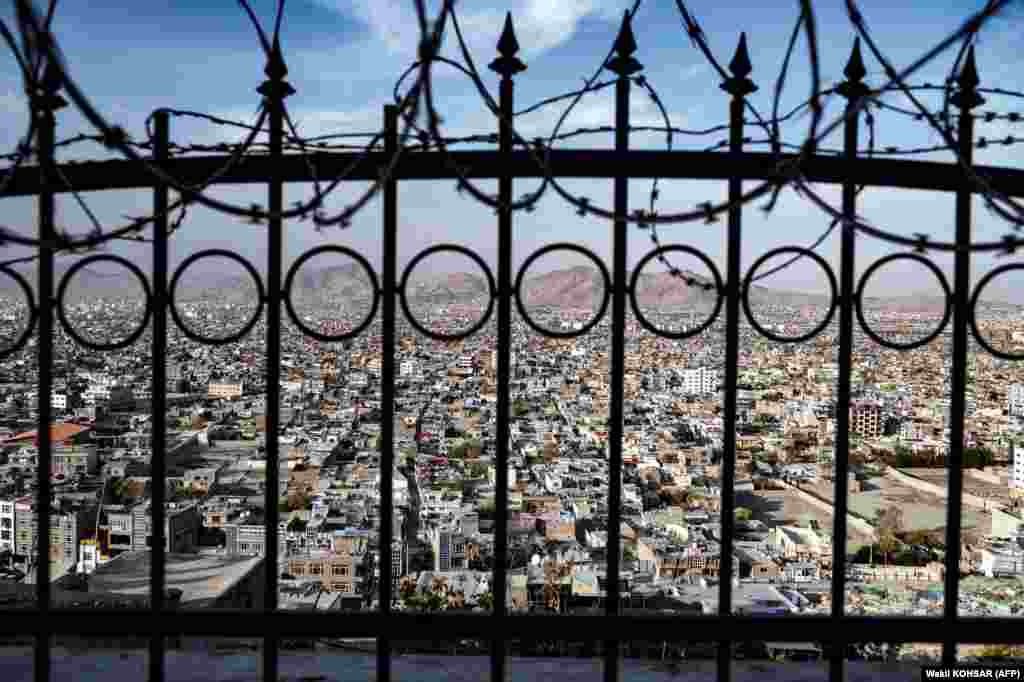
1 260 1023 670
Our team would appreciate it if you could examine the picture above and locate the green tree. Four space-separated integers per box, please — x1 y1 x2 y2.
876 506 903 567
963 447 994 469
734 507 753 522
512 399 530 418
894 444 915 468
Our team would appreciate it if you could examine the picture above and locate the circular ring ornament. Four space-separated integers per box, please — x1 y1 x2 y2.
855 253 952 351
56 255 152 351
283 245 381 342
514 243 611 339
742 247 838 344
399 244 496 341
970 264 1024 361
169 249 266 345
0 265 37 359
630 245 724 339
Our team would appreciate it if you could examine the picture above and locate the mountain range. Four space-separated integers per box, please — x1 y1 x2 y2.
0 261 962 311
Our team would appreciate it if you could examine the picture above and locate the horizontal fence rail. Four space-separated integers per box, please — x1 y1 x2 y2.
1 3 1022 682
2 151 1023 197
5 612 1024 643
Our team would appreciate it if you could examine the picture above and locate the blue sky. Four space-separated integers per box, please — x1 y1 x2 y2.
0 0 1022 302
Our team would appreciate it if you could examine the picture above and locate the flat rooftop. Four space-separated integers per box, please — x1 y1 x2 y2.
87 551 263 608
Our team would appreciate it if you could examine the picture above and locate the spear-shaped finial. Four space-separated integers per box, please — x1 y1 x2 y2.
258 37 296 99
605 11 643 77
613 10 637 58
960 45 980 91
265 37 288 81
844 37 866 83
720 33 756 97
729 33 752 79
489 12 527 77
35 59 67 111
497 12 519 57
952 44 984 110
836 38 869 101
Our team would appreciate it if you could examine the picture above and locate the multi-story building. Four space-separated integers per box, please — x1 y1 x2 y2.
429 529 467 572
678 367 716 396
225 523 268 556
222 513 287 557
391 538 408 585
1011 443 1024 495
0 499 15 552
850 401 881 439
208 380 244 401
14 499 90 571
286 551 359 595
106 502 200 556
400 359 418 378
1010 384 1024 417
52 445 99 478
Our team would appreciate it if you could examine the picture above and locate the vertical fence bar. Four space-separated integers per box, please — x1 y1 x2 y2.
149 108 170 682
34 62 64 682
831 40 868 682
718 34 755 682
604 13 640 682
378 103 398 682
943 46 982 668
259 43 293 682
489 12 524 681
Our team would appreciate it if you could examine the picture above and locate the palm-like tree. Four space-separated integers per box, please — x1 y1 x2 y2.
399 575 417 601
542 558 574 612
447 590 466 610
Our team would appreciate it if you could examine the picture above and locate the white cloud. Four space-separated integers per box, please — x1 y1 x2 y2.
317 0 621 62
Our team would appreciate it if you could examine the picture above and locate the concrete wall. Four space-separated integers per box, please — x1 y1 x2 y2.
0 648 952 682
887 469 993 511
777 480 876 536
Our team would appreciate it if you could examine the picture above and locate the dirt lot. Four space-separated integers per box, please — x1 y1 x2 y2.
744 490 874 553
801 477 990 537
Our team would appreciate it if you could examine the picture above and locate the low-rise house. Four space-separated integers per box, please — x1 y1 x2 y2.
768 525 826 562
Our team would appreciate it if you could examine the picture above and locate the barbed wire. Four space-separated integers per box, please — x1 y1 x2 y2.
0 0 1019 273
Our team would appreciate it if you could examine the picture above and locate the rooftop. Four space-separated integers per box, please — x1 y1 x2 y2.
87 551 263 608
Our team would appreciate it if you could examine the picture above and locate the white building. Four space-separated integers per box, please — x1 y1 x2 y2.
977 544 1024 578
1010 384 1024 417
1012 443 1024 494
992 507 1024 539
51 393 67 411
783 561 820 583
0 499 14 553
678 367 716 396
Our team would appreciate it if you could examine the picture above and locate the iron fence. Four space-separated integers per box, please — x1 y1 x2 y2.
1 1 1024 682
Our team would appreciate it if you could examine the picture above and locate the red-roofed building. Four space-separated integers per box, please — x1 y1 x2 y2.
7 424 97 479
9 423 91 449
